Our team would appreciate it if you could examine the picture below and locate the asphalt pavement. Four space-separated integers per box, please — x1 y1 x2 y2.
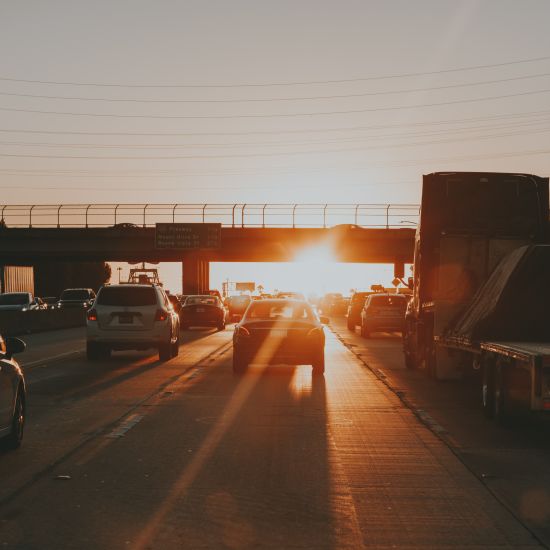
0 323 546 548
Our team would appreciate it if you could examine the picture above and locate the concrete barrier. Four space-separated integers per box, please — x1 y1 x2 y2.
0 308 87 336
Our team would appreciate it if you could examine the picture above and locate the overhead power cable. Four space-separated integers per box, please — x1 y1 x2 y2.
0 55 548 88
2 89 550 119
1 118 549 150
0 110 547 137
1 72 550 103
2 127 550 160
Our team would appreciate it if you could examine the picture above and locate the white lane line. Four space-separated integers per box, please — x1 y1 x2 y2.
22 349 84 370
106 414 144 439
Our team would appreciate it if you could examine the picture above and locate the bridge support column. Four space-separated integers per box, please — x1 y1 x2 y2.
393 261 405 279
182 256 210 295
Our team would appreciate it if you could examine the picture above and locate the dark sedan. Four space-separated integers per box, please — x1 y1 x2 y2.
57 288 96 309
181 295 226 331
232 299 328 375
0 335 26 450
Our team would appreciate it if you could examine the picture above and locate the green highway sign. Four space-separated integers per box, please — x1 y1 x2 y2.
155 223 222 249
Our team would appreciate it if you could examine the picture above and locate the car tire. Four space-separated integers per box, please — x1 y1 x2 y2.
232 351 248 374
86 341 101 361
217 321 226 331
3 388 25 450
312 352 325 376
159 340 172 361
171 334 180 357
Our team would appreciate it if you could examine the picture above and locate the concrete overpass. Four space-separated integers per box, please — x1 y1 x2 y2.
0 203 418 293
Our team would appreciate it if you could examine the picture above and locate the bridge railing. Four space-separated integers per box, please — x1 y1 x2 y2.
0 203 420 229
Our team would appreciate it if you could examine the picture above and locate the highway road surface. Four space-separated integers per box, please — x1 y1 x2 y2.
0 321 549 548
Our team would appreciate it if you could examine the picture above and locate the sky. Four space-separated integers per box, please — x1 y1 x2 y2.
2 1 549 292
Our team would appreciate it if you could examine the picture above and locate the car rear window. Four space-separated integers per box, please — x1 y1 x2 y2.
246 301 314 320
368 295 407 308
60 289 90 301
96 287 157 306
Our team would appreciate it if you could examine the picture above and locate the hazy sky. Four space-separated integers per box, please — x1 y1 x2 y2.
1 0 550 206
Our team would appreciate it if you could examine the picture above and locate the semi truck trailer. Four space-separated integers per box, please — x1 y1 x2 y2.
403 171 549 420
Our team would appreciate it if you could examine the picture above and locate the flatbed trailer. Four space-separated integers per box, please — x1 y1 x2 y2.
435 334 550 419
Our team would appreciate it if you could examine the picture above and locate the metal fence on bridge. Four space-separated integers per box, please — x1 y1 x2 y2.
0 203 420 229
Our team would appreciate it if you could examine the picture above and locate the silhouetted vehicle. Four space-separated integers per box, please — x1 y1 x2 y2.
208 289 223 301
226 295 252 321
42 297 59 310
275 291 306 301
57 288 96 309
181 295 226 330
167 294 182 317
0 335 26 450
360 293 407 337
346 291 370 330
232 299 329 375
86 284 180 361
0 293 43 312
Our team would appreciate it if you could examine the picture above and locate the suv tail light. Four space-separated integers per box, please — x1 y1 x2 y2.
155 309 168 322
87 309 97 321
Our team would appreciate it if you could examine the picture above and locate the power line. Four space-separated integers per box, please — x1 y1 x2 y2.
2 72 550 104
0 110 547 137
1 119 549 150
0 55 549 88
2 128 550 160
2 88 550 119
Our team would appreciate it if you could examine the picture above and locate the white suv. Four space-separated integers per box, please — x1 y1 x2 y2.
86 284 180 361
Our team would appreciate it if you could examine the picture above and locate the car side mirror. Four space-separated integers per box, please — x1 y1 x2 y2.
320 316 329 325
5 337 26 358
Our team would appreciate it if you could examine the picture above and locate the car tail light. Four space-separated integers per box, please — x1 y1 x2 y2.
155 309 168 322
87 309 97 321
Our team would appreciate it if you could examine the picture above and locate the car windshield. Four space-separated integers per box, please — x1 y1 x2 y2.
368 295 407 308
185 296 218 306
96 286 156 306
246 301 315 321
0 293 29 305
60 289 90 301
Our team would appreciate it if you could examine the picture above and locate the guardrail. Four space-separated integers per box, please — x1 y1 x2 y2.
0 203 419 229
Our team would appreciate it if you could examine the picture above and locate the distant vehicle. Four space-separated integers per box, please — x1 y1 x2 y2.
226 295 252 320
232 299 328 375
208 289 223 301
181 295 226 330
57 288 96 309
110 223 139 230
86 284 180 361
0 334 26 450
42 297 59 310
346 291 371 330
275 292 306 301
360 293 408 338
166 293 182 314
0 292 43 312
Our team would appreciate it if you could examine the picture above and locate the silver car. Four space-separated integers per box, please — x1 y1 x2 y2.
0 335 26 449
86 284 180 361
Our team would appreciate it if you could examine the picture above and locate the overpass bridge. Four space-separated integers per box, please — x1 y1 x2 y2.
0 203 418 293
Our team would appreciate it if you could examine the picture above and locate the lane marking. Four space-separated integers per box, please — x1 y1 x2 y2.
106 414 144 439
23 349 84 370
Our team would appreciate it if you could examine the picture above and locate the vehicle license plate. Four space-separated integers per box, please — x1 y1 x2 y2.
119 314 133 324
269 329 287 338
196 308 205 313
